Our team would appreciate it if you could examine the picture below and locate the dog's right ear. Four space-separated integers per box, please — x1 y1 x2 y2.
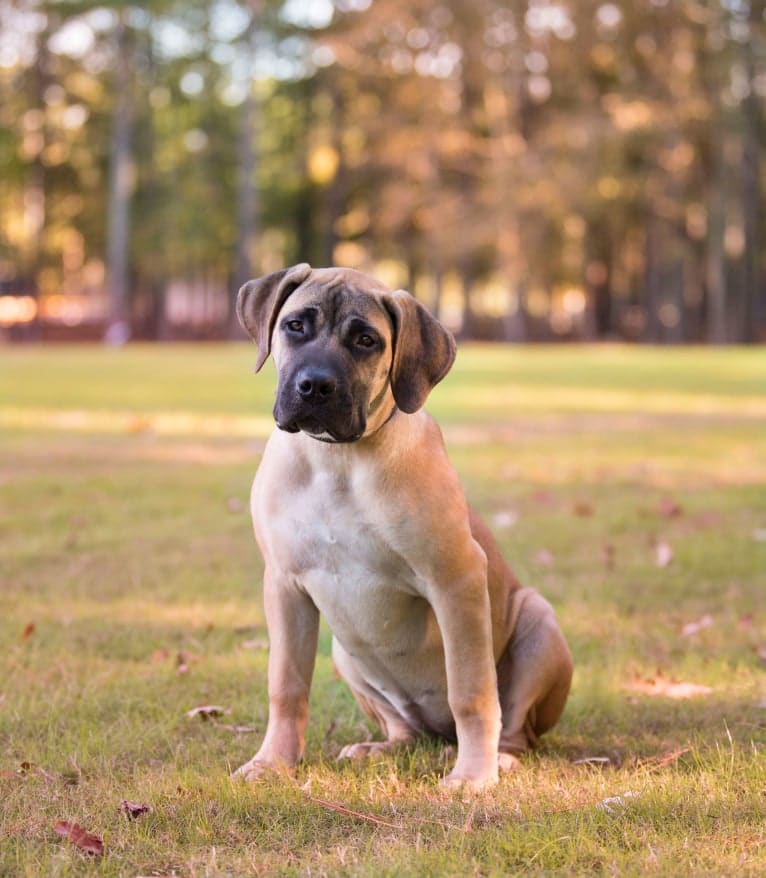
236 263 312 371
383 290 456 414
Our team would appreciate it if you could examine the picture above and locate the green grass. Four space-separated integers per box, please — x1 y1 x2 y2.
1 343 765 876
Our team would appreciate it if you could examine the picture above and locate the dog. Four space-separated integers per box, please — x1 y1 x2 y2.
233 264 572 790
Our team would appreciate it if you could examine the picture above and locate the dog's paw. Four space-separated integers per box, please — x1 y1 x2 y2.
232 758 279 783
497 752 522 774
337 741 395 761
438 769 498 794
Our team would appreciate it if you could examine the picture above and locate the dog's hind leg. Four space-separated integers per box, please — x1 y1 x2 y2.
332 637 421 760
495 589 572 761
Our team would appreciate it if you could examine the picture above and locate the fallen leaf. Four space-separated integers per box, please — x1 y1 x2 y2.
655 541 673 568
128 416 152 433
53 821 104 857
227 497 245 514
186 705 229 720
18 761 55 782
657 497 682 518
681 614 713 637
492 510 519 529
572 501 594 517
534 548 555 566
597 791 640 813
21 622 35 642
61 768 81 786
241 638 269 651
693 511 722 530
176 650 199 675
624 672 713 699
119 800 151 819
573 756 611 766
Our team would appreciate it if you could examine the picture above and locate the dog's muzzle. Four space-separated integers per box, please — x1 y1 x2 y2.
274 364 363 443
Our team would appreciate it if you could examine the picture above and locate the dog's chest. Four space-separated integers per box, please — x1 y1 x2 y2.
257 463 427 647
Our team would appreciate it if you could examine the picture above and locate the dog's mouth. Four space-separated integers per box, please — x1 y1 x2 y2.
276 414 363 444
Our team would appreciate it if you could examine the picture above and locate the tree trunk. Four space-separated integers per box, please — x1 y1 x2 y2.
706 175 727 344
642 216 661 343
740 10 761 343
230 19 259 337
104 12 134 344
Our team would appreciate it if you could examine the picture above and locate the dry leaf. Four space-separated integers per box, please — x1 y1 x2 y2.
186 705 229 720
572 501 594 517
625 672 713 699
655 541 673 568
681 614 713 637
597 791 640 813
21 622 35 642
693 511 722 530
176 650 199 675
53 821 104 857
492 510 518 529
657 497 682 518
532 490 555 507
534 548 555 566
119 800 151 819
128 416 152 433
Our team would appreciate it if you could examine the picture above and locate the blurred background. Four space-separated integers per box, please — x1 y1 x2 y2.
0 0 764 345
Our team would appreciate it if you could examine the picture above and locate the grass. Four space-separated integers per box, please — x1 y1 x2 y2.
1 342 765 876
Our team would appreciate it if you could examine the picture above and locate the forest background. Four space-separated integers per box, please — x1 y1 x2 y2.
0 0 764 344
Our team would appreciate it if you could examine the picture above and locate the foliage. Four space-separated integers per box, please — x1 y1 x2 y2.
0 1 764 341
1 343 765 874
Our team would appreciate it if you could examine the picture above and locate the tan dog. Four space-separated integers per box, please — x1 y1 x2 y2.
234 264 572 790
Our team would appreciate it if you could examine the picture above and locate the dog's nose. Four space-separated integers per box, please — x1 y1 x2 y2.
295 367 338 401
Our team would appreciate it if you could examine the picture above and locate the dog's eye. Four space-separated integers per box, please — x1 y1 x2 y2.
285 319 304 334
356 333 376 348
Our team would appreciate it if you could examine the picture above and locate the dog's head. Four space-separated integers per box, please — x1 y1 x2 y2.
237 264 456 443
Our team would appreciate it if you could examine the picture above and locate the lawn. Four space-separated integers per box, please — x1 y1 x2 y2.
1 343 765 877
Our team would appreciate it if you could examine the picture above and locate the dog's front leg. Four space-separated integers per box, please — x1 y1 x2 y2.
234 570 319 781
430 559 502 791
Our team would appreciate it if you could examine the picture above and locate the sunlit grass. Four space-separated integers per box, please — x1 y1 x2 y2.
1 343 765 875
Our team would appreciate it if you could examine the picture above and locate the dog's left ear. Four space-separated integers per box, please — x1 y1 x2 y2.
236 263 312 371
383 290 457 414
